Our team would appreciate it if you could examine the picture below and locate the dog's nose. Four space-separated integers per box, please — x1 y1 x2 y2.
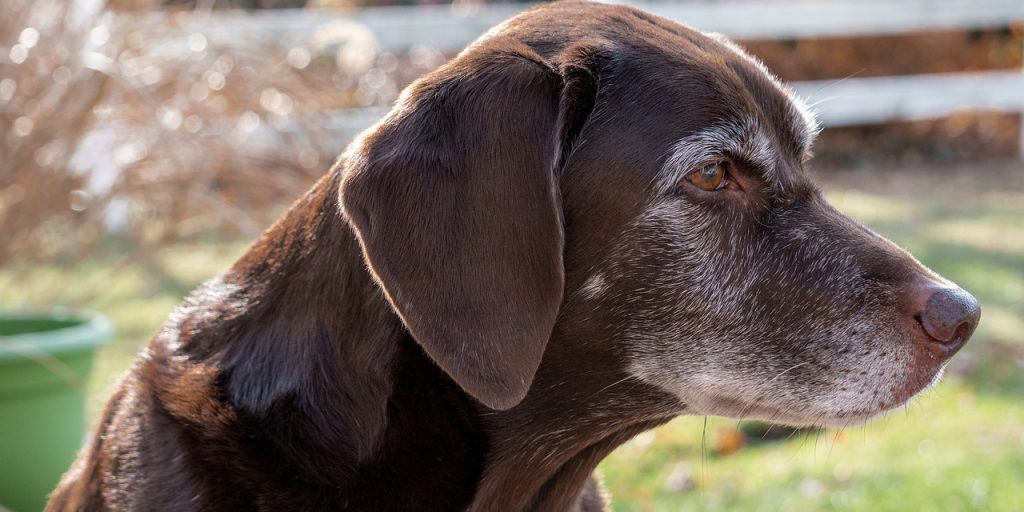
915 285 981 351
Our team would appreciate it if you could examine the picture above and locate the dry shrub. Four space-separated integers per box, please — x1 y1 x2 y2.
1 0 112 266
0 0 430 273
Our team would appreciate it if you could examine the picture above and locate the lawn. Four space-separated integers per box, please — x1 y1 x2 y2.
2 161 1022 511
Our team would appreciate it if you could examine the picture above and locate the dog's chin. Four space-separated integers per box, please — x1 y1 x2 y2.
681 365 948 428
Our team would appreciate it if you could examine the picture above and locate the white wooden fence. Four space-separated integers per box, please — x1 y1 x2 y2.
194 0 1024 155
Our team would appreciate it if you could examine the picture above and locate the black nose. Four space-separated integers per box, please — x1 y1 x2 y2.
918 286 981 349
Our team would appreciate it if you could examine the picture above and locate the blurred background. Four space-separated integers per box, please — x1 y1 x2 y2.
0 0 1022 510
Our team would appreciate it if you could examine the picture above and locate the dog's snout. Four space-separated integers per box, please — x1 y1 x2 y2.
912 284 981 352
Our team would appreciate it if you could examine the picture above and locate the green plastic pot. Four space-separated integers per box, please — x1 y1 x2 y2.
0 310 112 512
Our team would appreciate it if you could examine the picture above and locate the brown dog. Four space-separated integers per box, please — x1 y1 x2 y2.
49 2 980 511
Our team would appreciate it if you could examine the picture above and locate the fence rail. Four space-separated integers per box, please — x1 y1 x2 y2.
181 0 1024 154
196 0 1024 52
790 71 1024 127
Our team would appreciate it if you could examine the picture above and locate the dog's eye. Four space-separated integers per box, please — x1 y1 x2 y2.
685 161 729 191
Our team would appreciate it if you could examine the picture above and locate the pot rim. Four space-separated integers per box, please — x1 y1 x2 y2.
0 308 113 363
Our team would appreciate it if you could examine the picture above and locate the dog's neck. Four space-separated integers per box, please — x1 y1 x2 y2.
150 168 677 510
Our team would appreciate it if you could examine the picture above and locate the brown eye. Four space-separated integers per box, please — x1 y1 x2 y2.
686 161 728 191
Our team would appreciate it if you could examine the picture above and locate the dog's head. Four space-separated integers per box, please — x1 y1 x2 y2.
340 2 979 425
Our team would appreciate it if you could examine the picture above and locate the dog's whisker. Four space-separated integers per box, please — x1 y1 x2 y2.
769 361 810 383
700 415 709 497
583 375 638 403
809 68 867 95
762 416 780 440
826 420 849 461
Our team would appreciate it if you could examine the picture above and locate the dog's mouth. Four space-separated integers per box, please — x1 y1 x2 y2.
690 375 944 428
776 309 971 427
674 330 956 429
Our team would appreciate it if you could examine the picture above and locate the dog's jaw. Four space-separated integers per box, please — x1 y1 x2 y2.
632 361 949 429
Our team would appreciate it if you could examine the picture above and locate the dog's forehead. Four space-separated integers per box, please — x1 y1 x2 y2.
646 30 819 192
618 23 819 194
708 33 820 161
503 3 819 192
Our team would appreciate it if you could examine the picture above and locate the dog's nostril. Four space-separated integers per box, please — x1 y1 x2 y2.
918 286 981 349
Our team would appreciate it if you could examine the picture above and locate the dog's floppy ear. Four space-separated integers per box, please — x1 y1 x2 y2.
340 38 597 410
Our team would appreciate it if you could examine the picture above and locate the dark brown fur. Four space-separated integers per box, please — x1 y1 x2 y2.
49 3 978 511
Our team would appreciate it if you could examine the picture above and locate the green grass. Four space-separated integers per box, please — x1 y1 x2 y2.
0 241 249 419
2 162 1022 510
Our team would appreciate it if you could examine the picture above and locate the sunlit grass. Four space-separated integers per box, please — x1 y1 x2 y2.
602 380 1024 511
